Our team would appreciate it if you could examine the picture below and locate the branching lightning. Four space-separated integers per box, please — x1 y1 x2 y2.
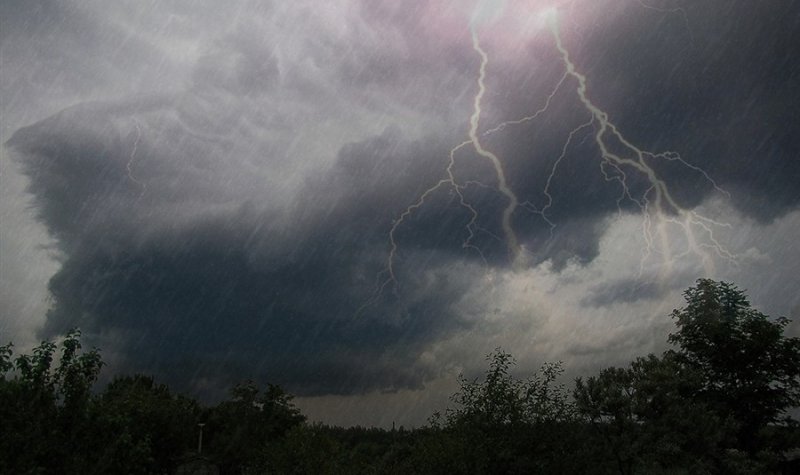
467 26 523 265
483 71 569 137
519 117 595 242
354 139 481 314
366 2 735 308
544 12 734 276
372 23 526 301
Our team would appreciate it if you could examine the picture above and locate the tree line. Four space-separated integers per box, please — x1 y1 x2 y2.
1 279 798 474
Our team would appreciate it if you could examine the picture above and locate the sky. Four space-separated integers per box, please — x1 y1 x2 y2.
1 0 799 427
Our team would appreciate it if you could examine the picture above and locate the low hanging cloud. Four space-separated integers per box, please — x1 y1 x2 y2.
8 102 475 395
5 0 800 399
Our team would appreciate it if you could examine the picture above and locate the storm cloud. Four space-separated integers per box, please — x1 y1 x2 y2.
3 0 799 411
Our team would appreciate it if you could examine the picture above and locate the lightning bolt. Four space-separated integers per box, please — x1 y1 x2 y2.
467 26 523 265
126 119 147 198
543 11 734 276
374 23 526 301
635 0 692 39
354 140 480 315
483 71 569 137
519 117 595 242
365 2 735 310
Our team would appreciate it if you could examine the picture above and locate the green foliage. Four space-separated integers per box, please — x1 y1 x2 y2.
257 423 416 474
205 379 306 473
91 374 200 474
575 353 732 474
0 342 12 374
1 279 796 474
259 423 346 474
669 279 800 455
0 328 103 474
417 349 588 474
56 329 104 410
575 279 800 474
447 349 573 427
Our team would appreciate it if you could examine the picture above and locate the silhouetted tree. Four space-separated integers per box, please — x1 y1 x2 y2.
0 329 103 473
575 353 732 474
205 380 305 472
669 279 800 457
417 349 587 474
90 374 200 474
575 279 800 474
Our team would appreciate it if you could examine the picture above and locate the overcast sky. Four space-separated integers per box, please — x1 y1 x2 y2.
2 0 799 427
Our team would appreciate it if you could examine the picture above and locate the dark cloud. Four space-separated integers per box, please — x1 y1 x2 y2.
5 0 800 402
559 0 800 222
40 216 473 396
8 102 481 396
582 279 671 308
1 92 648 396
453 0 800 235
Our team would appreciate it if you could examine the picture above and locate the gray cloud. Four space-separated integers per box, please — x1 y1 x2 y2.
7 103 476 396
582 279 671 308
3 0 800 405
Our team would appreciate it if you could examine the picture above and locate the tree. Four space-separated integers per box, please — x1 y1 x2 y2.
424 349 585 474
669 279 800 456
447 349 573 427
0 329 103 474
575 353 731 474
90 374 200 474
260 424 347 474
205 380 306 472
575 279 800 474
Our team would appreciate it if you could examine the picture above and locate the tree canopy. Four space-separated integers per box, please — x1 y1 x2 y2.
1 280 798 474
575 279 800 474
669 279 800 448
